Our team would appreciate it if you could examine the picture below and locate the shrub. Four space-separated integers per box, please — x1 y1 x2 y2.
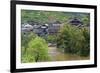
47 35 57 44
21 32 36 53
57 24 90 56
22 37 50 63
21 32 37 47
77 28 90 56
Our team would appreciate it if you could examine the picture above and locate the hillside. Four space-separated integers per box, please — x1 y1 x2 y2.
21 10 90 25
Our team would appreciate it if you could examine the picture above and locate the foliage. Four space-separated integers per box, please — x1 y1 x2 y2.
57 24 90 56
82 16 90 26
78 28 90 56
21 10 90 25
21 36 50 63
21 32 36 53
47 35 57 43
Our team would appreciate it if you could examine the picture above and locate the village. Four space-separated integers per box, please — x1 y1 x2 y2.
21 17 83 37
21 10 90 62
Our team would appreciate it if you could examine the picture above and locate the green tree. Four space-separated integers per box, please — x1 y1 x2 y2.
82 16 90 26
21 32 36 54
22 37 50 63
77 28 90 56
57 24 90 56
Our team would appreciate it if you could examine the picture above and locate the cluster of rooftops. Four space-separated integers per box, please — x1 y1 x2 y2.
21 18 83 36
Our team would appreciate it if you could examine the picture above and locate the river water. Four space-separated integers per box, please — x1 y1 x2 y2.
48 46 90 61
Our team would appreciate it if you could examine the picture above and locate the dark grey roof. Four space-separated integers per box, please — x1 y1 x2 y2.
69 18 82 25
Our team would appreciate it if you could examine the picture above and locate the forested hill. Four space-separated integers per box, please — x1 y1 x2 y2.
21 10 90 25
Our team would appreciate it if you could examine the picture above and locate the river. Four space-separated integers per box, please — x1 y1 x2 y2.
48 46 90 61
